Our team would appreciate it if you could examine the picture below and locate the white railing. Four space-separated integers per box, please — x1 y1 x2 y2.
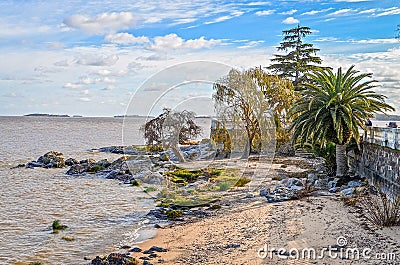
363 127 400 150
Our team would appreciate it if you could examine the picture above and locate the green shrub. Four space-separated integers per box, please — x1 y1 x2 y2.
166 209 183 219
144 186 158 192
146 145 164 153
156 201 170 208
235 177 251 187
219 182 231 191
131 179 141 186
52 220 67 233
359 193 400 227
87 165 104 173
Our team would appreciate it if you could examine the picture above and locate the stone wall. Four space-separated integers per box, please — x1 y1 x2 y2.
349 142 400 197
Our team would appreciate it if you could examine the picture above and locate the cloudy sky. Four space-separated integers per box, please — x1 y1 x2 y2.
0 0 399 116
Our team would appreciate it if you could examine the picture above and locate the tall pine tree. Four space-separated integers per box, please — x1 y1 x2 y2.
267 25 324 90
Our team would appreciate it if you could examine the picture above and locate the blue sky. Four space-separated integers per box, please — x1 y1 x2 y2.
0 0 399 116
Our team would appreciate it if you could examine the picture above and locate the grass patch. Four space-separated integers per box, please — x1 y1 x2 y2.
359 193 400 227
144 186 158 193
219 182 231 191
166 209 183 219
235 177 251 187
166 168 203 183
52 220 67 233
156 202 170 208
87 165 104 173
131 179 141 186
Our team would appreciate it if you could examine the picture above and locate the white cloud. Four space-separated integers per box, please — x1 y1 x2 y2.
301 8 333 16
104 33 150 45
204 11 244 24
282 17 299 24
329 9 354 16
375 7 400 17
63 83 82 89
280 9 297 15
255 10 275 16
148 34 221 51
63 12 136 34
247 1 271 6
79 97 91 102
358 8 377 14
237 40 265 49
75 54 119 66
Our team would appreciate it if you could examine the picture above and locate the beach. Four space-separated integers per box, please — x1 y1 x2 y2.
136 192 400 264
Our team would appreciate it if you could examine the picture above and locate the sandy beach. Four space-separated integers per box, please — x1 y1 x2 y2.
136 192 400 264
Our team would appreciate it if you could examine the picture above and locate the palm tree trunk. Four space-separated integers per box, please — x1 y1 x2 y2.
336 144 348 177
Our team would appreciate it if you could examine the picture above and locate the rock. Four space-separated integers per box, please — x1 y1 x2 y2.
347 180 363 188
159 153 170 162
260 188 269 197
328 180 336 189
143 261 154 265
90 253 137 265
11 163 26 169
129 247 142 253
329 187 340 193
96 159 111 168
66 163 89 175
245 194 254 198
37 151 65 168
26 161 43 168
307 173 318 181
65 158 79 166
224 243 240 248
79 158 95 164
120 245 131 249
98 146 139 155
149 246 167 252
105 170 120 179
341 188 355 198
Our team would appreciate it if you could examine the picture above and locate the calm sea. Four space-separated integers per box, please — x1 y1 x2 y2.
0 116 211 265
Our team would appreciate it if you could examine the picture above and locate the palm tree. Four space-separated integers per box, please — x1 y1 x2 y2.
290 65 394 177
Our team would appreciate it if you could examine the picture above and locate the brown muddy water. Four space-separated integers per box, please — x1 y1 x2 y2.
0 116 214 265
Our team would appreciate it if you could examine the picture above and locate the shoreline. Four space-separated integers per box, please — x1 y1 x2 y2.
132 193 400 264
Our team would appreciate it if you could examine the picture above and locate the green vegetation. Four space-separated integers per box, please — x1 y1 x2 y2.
166 209 183 219
166 168 203 185
218 182 231 191
156 201 170 208
87 165 104 173
267 25 325 90
146 145 164 153
235 177 251 187
130 179 141 186
290 65 394 177
52 220 67 233
144 186 158 193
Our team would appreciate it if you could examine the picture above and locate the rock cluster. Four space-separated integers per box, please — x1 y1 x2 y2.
23 151 66 168
260 173 368 203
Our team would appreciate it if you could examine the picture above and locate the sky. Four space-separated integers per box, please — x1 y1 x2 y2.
0 0 399 117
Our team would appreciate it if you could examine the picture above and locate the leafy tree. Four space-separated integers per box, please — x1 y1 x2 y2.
247 67 298 144
290 65 394 177
142 108 201 162
267 25 324 90
213 68 275 157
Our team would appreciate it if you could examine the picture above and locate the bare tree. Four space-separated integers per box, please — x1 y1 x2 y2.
142 108 202 162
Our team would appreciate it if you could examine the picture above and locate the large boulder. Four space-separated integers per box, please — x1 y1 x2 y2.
37 151 65 168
